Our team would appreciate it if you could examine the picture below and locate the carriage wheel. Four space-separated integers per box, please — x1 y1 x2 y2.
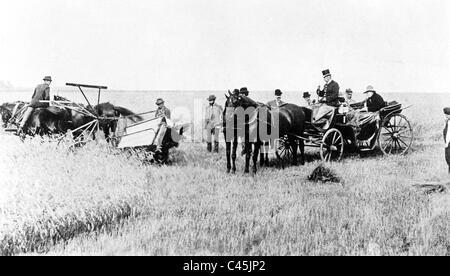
378 113 413 155
275 137 294 162
320 128 344 162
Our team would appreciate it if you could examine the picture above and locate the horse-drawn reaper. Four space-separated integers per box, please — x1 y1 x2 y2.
1 83 188 163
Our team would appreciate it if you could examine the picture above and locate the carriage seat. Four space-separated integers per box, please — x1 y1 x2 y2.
379 101 402 118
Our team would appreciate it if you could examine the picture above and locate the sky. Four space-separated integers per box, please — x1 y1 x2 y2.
0 0 449 92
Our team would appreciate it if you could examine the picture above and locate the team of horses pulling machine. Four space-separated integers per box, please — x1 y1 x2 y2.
0 83 188 163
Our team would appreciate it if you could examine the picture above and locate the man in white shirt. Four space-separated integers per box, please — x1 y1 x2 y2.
444 107 450 173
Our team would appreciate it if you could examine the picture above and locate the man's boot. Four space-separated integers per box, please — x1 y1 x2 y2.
214 142 219 153
207 142 212 152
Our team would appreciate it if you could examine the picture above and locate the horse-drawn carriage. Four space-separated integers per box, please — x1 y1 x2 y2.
1 83 188 163
274 101 413 162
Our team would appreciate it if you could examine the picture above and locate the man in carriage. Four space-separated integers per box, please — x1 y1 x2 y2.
346 85 386 144
312 69 340 130
16 76 52 136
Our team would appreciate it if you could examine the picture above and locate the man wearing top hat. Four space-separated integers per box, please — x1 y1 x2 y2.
312 69 340 130
443 108 450 173
17 76 52 136
267 89 285 109
154 98 172 153
204 94 223 153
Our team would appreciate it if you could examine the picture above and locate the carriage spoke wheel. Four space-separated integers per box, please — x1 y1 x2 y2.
379 113 413 155
275 137 294 162
320 128 344 162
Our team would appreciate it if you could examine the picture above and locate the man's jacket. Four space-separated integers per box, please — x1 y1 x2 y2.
204 103 223 129
318 80 340 107
366 93 386 112
30 83 50 108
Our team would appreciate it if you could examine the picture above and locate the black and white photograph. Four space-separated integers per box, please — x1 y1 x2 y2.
0 0 449 259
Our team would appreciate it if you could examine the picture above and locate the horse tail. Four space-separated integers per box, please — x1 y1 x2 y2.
113 106 143 122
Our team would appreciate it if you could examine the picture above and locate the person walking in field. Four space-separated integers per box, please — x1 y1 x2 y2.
443 107 450 173
267 89 285 109
312 69 340 130
17 76 52 136
154 98 171 154
204 95 223 153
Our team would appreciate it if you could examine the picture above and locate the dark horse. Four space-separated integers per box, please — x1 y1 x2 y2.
52 95 143 142
223 92 241 174
0 102 26 128
94 102 143 142
225 92 306 174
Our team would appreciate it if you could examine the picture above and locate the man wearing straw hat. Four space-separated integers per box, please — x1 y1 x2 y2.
362 85 385 112
17 76 52 136
204 95 223 153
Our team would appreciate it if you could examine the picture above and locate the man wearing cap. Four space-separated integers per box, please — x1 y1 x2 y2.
204 95 223 153
267 89 285 109
443 108 450 173
154 98 171 153
345 89 356 105
312 69 340 130
362 85 385 112
17 76 52 136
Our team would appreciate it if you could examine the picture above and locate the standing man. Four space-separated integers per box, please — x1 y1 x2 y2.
444 107 450 174
17 76 52 136
313 69 340 130
267 89 285 108
204 95 223 153
345 89 356 105
154 98 171 153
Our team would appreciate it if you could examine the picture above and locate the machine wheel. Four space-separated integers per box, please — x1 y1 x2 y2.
320 128 344 162
378 113 413 155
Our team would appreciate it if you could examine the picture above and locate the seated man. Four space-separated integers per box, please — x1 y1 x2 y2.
312 69 340 130
17 76 52 136
347 85 386 143
362 85 386 112
154 98 172 153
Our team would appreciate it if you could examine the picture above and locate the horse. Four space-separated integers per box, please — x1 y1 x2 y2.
223 90 242 174
0 101 26 128
94 102 143 142
53 96 143 142
227 93 306 174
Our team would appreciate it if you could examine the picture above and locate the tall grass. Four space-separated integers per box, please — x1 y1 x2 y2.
0 137 156 255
